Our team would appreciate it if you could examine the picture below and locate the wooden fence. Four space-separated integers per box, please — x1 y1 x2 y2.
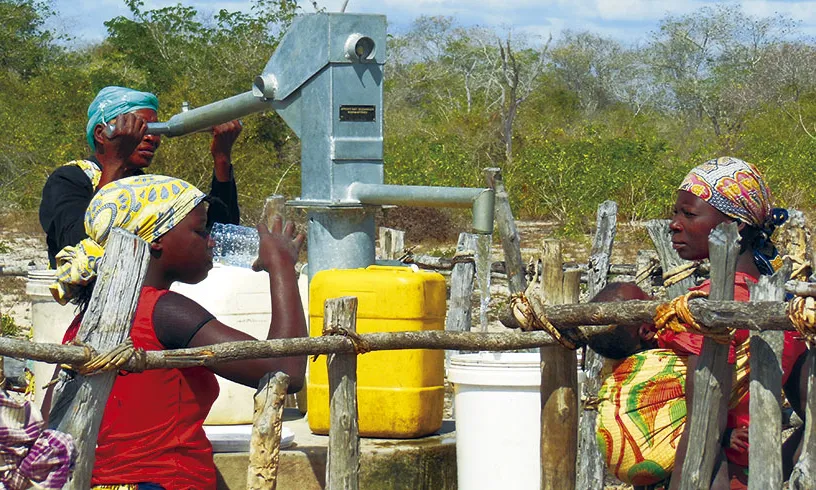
1 167 815 489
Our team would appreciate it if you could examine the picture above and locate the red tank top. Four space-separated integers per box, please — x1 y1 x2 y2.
64 286 219 489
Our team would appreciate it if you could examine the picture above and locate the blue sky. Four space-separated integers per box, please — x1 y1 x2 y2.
47 0 816 46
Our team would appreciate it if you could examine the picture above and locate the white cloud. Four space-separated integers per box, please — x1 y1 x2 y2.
51 0 816 45
592 0 701 21
742 0 816 24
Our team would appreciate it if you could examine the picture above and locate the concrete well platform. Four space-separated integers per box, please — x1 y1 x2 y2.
213 409 457 490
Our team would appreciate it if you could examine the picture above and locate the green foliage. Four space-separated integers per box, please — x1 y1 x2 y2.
1 2 816 236
1 313 19 337
0 0 61 79
0 241 9 253
507 125 683 235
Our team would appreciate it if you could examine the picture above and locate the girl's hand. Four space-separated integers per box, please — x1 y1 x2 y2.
251 215 304 272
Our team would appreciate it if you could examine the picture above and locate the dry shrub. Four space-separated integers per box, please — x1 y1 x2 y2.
379 206 470 246
0 211 42 235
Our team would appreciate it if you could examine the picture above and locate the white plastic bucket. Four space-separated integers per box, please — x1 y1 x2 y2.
26 270 78 408
448 352 542 490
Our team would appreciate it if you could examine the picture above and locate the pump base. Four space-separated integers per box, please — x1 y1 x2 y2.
213 409 457 489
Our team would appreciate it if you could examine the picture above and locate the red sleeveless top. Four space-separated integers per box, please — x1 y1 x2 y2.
64 286 219 489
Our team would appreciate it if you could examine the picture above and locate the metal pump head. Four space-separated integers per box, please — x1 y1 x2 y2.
259 13 387 204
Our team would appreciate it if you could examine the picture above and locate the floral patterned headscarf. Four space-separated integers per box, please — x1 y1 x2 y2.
679 156 787 275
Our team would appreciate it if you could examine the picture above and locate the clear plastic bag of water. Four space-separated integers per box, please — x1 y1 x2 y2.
210 223 259 269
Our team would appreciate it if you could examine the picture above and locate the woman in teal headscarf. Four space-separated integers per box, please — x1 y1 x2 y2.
39 86 244 268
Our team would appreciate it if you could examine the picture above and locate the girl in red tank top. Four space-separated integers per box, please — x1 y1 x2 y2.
46 175 307 489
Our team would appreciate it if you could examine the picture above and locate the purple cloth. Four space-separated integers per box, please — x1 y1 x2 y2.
0 391 74 489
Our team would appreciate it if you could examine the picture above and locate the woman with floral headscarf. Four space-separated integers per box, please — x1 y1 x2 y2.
44 174 306 490
39 86 244 268
593 157 809 490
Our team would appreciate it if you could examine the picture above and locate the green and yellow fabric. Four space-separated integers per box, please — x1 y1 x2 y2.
596 341 750 486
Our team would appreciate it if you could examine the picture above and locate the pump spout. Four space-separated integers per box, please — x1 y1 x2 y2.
346 183 495 234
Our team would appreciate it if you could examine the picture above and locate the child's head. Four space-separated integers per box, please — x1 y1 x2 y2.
51 174 208 305
586 282 657 360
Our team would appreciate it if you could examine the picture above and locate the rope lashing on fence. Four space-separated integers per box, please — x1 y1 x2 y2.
64 339 147 376
312 327 372 361
509 292 582 349
788 295 816 347
396 246 417 263
653 290 733 345
582 396 601 412
450 249 475 265
785 254 812 282
634 257 660 285
42 340 148 390
662 261 701 287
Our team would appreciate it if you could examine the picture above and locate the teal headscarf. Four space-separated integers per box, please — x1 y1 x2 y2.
86 86 159 151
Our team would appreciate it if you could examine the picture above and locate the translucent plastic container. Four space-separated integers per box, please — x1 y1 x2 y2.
307 265 446 438
26 270 78 408
210 222 259 269
171 264 272 425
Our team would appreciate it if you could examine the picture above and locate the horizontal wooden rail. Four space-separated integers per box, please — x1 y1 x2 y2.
0 296 809 373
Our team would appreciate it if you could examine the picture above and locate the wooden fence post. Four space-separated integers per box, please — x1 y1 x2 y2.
378 227 405 261
800 229 816 489
791 233 816 490
247 371 290 490
577 200 617 490
747 264 788 489
679 222 739 490
776 209 811 281
646 220 696 298
445 233 477 364
50 229 150 490
325 297 360 490
540 240 579 490
790 349 816 490
484 167 526 294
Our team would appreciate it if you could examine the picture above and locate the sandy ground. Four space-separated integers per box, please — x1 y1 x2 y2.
0 232 48 333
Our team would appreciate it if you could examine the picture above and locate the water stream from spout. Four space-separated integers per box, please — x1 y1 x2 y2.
474 234 492 333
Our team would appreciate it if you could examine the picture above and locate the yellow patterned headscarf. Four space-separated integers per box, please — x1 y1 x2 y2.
50 174 206 304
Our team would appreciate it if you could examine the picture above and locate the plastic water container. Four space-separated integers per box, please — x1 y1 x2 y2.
26 270 78 408
210 223 259 269
307 265 446 438
448 352 542 490
171 264 273 425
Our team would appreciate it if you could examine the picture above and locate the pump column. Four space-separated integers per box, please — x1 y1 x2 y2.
306 208 376 281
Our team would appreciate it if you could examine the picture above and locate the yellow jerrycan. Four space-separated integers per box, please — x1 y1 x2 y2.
307 265 446 438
